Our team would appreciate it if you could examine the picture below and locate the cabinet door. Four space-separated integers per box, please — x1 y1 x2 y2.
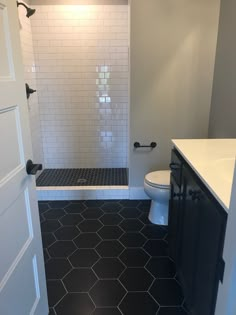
168 175 182 262
178 166 201 309
192 181 227 315
180 164 227 315
168 149 183 262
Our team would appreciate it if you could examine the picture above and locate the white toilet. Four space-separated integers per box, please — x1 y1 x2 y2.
144 170 171 225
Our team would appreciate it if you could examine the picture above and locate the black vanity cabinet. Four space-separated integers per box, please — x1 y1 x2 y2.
169 149 227 315
168 149 183 263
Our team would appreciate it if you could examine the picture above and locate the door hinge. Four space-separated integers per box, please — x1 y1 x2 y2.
218 257 225 283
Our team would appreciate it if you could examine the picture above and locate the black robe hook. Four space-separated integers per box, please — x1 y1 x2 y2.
25 83 36 99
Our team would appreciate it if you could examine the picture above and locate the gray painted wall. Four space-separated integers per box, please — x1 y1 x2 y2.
208 0 236 138
129 0 220 187
30 0 127 5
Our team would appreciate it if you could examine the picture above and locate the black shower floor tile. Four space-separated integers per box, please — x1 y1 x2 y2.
39 199 188 315
36 168 128 186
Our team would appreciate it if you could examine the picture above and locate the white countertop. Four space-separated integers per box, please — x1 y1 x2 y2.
172 139 236 211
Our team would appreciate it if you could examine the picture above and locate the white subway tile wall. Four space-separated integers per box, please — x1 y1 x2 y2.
18 6 44 166
31 5 129 169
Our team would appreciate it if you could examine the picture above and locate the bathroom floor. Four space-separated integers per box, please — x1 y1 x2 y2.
36 168 128 187
39 200 188 315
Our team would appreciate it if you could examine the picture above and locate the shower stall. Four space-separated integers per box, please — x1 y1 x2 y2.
18 2 129 199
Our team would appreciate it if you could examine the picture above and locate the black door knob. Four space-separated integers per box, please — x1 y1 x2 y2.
26 160 42 175
173 192 183 198
189 189 201 201
169 162 180 170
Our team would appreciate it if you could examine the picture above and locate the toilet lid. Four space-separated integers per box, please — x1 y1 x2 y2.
145 170 171 188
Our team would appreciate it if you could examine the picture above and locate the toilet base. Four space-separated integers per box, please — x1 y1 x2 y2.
148 200 168 225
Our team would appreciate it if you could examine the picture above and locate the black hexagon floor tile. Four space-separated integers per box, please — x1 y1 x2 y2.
119 232 146 248
59 214 83 226
47 280 66 307
120 207 141 219
90 280 126 307
40 199 187 315
38 202 50 213
48 201 70 209
119 292 159 315
65 202 86 213
99 213 123 225
98 226 123 240
150 279 184 306
143 240 168 256
45 258 72 280
69 249 100 268
96 240 125 257
54 226 80 240
141 225 167 239
63 268 97 292
41 220 61 233
82 208 104 219
158 307 188 315
41 233 56 248
119 219 144 232
84 200 105 208
78 220 103 232
92 308 122 315
119 200 140 207
101 202 122 213
137 200 151 212
40 214 45 223
93 258 125 279
139 213 151 224
146 257 176 278
74 233 101 248
43 209 66 220
43 249 50 262
119 248 150 267
119 268 153 291
49 308 56 315
48 241 76 258
55 293 95 315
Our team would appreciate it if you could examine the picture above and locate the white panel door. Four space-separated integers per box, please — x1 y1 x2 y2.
0 1 48 314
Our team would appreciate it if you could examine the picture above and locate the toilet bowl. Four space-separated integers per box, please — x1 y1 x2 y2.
144 170 171 225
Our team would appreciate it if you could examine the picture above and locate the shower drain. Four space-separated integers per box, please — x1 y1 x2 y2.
77 178 87 184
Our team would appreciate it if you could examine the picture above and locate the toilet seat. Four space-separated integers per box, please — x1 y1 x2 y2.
145 170 171 189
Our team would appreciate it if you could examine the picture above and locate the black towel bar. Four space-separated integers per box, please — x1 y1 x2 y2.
134 142 157 149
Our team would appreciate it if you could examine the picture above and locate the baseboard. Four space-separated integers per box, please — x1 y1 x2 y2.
37 187 129 201
37 186 149 201
129 187 150 200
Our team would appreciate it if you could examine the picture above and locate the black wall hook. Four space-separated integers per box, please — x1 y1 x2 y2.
26 159 42 175
134 142 157 149
25 83 36 99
